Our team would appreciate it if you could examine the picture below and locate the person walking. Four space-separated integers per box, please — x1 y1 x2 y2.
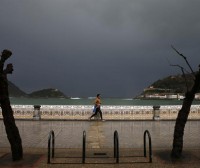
89 94 103 120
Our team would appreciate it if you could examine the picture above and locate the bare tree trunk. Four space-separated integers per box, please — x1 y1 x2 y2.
0 99 23 161
0 50 23 161
171 70 200 158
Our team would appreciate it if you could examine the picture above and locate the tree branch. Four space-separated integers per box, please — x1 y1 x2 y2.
171 45 195 76
170 64 189 92
3 64 14 74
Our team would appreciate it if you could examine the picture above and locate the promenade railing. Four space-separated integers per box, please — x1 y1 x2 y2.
2 104 199 120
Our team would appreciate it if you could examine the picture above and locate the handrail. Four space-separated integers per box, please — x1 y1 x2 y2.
114 130 119 163
47 130 55 164
82 130 86 163
143 130 152 163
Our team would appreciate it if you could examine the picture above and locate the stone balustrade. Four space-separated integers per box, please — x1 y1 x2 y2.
0 105 200 120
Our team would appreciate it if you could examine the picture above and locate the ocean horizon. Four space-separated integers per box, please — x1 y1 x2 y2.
10 97 200 106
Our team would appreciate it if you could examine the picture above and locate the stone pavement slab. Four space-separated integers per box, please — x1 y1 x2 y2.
0 153 43 168
1 120 200 149
1 120 200 167
1 148 200 168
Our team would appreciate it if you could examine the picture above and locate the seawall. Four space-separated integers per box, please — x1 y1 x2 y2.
0 105 200 120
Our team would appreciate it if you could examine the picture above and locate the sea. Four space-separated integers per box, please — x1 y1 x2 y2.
9 97 200 106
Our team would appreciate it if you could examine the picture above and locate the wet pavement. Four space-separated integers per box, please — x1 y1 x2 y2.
1 120 200 149
0 120 200 167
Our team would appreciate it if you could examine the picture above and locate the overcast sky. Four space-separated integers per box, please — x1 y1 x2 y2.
0 0 200 98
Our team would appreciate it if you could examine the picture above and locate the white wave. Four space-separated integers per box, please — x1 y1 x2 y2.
70 97 81 100
122 98 133 100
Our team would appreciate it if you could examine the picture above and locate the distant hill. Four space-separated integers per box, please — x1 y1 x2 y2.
8 81 68 98
29 88 68 98
8 81 27 97
8 72 199 99
141 73 198 96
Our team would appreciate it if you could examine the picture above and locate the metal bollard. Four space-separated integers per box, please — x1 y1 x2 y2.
33 105 41 120
153 105 160 120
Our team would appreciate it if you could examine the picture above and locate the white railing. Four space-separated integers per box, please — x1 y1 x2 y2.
0 105 200 120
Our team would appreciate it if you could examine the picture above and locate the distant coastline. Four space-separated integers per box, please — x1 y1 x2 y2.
8 71 200 100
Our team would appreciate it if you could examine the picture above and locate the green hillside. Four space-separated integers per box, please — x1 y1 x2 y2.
142 73 197 95
8 81 68 98
8 81 27 97
8 72 199 99
29 88 67 98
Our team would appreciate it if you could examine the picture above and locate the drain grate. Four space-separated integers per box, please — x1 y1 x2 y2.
94 152 107 156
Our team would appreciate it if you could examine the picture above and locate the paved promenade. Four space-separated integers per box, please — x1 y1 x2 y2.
0 120 200 167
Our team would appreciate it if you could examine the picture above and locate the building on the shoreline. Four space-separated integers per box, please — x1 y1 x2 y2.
142 93 184 100
195 93 200 100
141 86 200 100
141 86 182 100
137 85 200 100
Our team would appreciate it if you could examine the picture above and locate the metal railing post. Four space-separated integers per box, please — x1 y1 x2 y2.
82 130 86 163
47 130 55 164
114 130 119 163
144 130 152 163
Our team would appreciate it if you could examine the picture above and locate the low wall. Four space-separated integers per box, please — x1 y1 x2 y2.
0 105 200 120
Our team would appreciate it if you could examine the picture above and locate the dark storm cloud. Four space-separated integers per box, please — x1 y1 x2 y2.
0 0 200 97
